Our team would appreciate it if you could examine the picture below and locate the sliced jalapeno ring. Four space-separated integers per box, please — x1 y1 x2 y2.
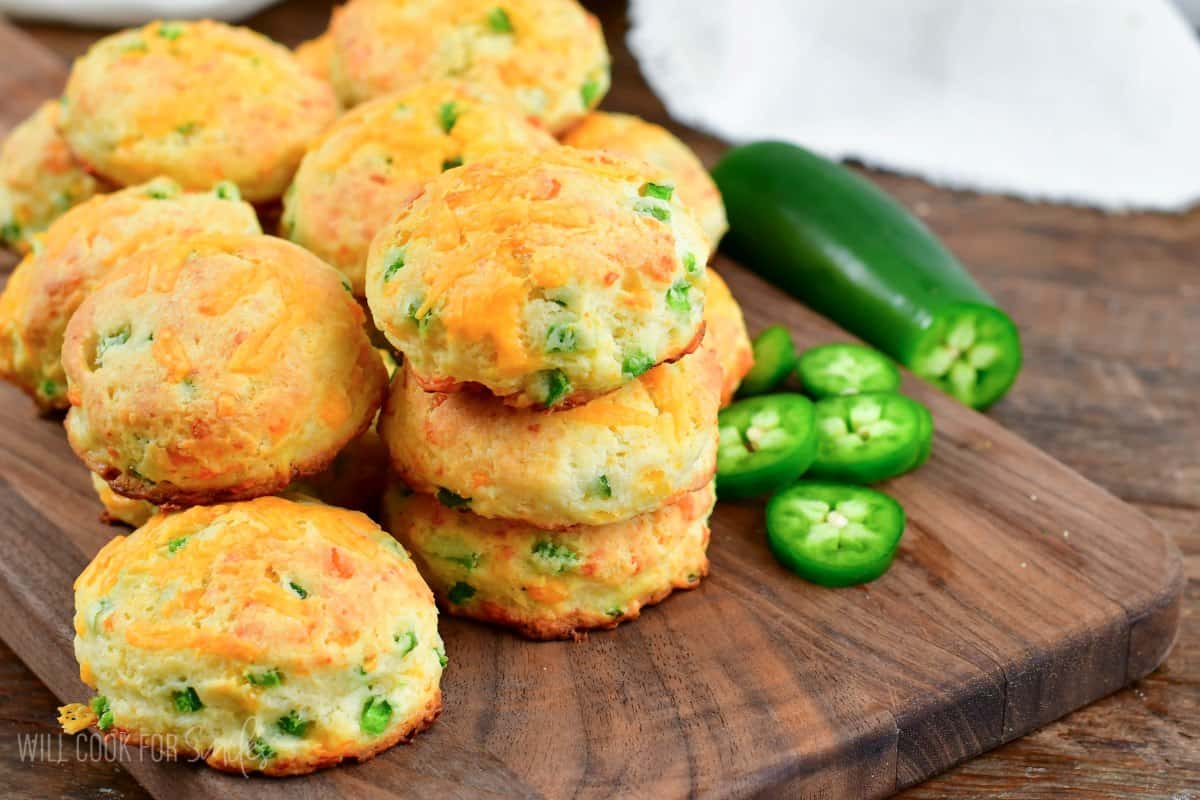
797 343 900 399
737 325 797 397
909 304 1021 410
717 393 817 500
808 392 928 484
766 481 905 587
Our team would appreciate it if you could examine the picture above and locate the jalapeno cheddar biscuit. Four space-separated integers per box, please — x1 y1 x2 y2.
0 178 260 411
61 20 337 202
366 148 711 408
62 234 387 506
382 480 713 639
329 0 609 133
0 101 106 252
700 270 753 406
283 82 555 295
58 496 444 776
379 349 720 529
562 111 728 246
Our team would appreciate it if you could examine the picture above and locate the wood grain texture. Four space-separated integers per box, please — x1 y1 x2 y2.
0 256 1181 799
0 3 1196 798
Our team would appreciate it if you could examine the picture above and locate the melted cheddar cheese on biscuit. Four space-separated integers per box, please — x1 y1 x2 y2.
0 100 106 252
562 110 729 247
378 348 721 529
283 81 555 295
382 480 713 640
62 233 387 506
67 496 444 776
365 147 711 408
329 0 609 133
0 178 260 411
62 20 337 201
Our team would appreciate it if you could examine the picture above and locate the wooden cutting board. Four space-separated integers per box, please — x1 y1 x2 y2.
0 20 1182 800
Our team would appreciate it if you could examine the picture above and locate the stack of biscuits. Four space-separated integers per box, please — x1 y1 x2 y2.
33 226 448 776
370 146 725 639
0 0 754 775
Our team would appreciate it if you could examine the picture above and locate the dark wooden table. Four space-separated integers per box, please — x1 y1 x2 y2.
2 2 1196 797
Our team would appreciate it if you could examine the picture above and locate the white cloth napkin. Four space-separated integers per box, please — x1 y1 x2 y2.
629 0 1200 211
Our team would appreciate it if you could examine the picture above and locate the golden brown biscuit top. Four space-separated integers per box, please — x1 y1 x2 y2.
0 179 260 408
368 147 709 378
65 233 363 392
33 179 258 277
329 0 609 130
562 111 727 244
282 81 556 291
67 20 330 137
61 20 337 200
74 496 431 672
299 81 554 177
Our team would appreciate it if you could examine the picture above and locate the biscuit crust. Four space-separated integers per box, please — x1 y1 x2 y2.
102 692 442 777
562 111 729 246
62 20 337 201
379 348 721 529
382 482 714 640
365 147 711 408
283 81 555 295
91 429 391 524
91 473 156 527
701 270 754 406
71 496 445 776
0 179 261 411
329 0 610 132
62 234 387 505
